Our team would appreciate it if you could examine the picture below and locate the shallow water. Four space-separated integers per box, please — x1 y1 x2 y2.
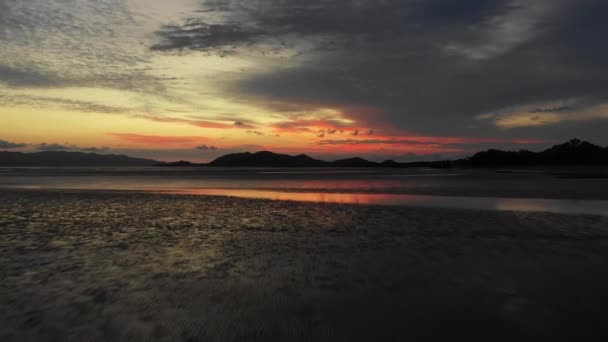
1 166 608 215
0 166 460 192
161 188 608 216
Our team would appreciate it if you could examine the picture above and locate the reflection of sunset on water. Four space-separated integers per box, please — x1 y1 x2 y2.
2 167 608 215
169 189 423 206
494 199 562 213
163 189 608 216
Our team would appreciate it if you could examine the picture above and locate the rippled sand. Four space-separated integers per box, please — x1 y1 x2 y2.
1 190 608 341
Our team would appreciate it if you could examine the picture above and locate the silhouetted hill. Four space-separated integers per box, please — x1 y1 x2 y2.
206 151 453 168
156 160 203 167
208 151 326 167
158 139 607 168
0 151 158 167
461 139 608 167
539 139 607 164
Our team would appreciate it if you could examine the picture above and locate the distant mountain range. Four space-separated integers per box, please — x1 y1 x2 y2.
463 139 608 167
159 139 608 168
157 151 451 168
1 139 607 167
209 151 325 167
201 152 453 168
0 151 157 167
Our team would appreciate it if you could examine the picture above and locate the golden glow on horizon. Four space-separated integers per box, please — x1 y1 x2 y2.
2 0 605 164
0 0 553 162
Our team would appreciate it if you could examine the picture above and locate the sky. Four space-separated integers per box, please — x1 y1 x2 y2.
1 0 608 162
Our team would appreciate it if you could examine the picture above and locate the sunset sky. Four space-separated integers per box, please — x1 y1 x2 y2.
1 0 608 162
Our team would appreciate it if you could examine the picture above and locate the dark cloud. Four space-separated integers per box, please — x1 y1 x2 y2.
318 139 434 146
152 21 264 52
38 143 77 151
0 93 132 114
81 147 110 152
38 143 110 152
0 65 63 87
528 105 578 114
157 0 608 143
196 144 218 150
154 0 505 53
233 120 257 129
37 143 73 151
0 139 26 149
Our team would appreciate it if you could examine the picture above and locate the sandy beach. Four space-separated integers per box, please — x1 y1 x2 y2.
1 189 607 341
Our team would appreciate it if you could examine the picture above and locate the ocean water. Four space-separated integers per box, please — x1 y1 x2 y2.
1 167 607 215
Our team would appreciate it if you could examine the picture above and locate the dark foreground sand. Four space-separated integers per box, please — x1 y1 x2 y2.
1 190 608 341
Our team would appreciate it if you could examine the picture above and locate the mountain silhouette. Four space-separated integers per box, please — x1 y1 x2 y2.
2 139 606 167
0 151 158 167
539 139 607 164
462 139 608 167
208 151 326 167
203 151 449 168
205 139 608 168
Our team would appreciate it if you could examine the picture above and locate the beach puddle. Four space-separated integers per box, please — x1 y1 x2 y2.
163 188 608 216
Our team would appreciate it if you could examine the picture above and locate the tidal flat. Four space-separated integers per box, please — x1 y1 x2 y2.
1 190 608 341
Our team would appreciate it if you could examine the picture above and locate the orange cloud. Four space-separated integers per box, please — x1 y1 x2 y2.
318 136 549 146
107 133 211 145
312 135 550 156
312 143 464 156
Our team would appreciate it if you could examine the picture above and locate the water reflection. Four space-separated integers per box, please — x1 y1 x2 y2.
0 174 423 193
494 198 608 216
164 189 608 216
1 167 608 215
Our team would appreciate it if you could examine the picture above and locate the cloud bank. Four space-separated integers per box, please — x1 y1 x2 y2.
0 139 26 149
153 0 608 142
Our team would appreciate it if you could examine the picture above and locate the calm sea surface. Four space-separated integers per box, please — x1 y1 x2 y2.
1 167 607 215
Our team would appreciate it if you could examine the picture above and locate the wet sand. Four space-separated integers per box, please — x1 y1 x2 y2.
1 190 608 341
